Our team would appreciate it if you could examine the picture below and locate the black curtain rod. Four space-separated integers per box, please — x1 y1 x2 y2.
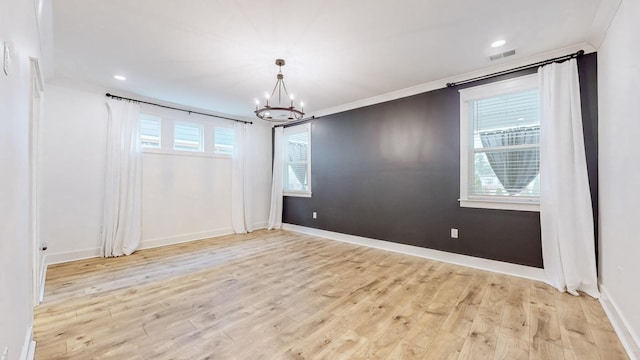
105 93 253 124
446 50 585 88
274 116 317 128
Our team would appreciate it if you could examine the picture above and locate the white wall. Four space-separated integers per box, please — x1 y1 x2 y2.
41 83 272 263
40 84 108 261
0 0 42 357
598 0 640 357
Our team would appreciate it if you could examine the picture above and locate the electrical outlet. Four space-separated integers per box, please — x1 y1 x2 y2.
450 228 458 238
312 211 317 219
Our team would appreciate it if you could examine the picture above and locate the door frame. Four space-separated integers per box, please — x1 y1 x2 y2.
29 57 45 305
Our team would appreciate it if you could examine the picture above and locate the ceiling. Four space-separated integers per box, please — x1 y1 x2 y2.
52 0 606 119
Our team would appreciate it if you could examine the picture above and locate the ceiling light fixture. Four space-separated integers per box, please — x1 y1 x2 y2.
113 75 126 80
254 59 304 122
491 40 506 48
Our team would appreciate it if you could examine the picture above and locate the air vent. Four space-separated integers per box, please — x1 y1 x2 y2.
490 49 516 61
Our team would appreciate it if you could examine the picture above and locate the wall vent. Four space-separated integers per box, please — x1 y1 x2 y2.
490 49 516 61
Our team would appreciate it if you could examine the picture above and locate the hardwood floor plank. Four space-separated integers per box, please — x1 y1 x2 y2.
494 334 529 360
33 230 627 360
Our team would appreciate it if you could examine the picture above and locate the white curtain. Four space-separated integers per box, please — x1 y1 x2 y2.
231 122 253 233
539 59 599 298
267 127 285 230
101 99 143 257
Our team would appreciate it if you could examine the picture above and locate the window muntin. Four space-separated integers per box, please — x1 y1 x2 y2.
139 114 161 148
173 122 204 152
459 75 540 211
284 123 311 196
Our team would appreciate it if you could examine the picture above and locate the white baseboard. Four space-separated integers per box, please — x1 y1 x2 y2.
42 224 267 266
139 228 235 250
44 247 102 266
282 223 546 282
252 221 268 231
19 326 35 360
599 285 640 360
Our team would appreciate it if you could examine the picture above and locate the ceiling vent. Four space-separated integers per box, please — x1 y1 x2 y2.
490 49 516 61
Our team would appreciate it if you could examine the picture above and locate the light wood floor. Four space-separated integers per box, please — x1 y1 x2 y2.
34 230 628 360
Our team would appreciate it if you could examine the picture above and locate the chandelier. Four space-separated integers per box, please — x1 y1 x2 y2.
254 59 305 122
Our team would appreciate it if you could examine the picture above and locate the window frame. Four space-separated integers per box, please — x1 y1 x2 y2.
283 123 312 198
138 108 234 159
459 74 540 212
214 126 234 155
173 121 204 152
139 114 162 149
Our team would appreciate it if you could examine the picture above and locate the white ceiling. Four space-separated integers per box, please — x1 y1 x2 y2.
52 0 606 118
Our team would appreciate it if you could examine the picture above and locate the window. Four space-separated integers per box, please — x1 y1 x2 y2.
214 127 234 155
459 74 540 211
173 122 203 152
284 123 311 197
139 114 161 148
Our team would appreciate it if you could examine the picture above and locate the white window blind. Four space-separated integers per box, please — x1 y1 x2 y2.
174 122 203 152
214 127 234 155
469 89 540 199
139 114 161 148
284 124 311 195
459 74 540 211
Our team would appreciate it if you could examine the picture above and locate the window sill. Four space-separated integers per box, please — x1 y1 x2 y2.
284 191 312 198
142 148 232 159
459 199 539 212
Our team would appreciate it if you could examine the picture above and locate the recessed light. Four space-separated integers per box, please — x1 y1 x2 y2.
491 40 506 48
113 75 126 81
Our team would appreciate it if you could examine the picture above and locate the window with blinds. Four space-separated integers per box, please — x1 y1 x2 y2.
284 123 311 196
459 74 540 211
140 114 161 148
214 127 234 155
174 122 203 152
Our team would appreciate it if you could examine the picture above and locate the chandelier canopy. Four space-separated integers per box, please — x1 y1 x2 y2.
254 59 304 122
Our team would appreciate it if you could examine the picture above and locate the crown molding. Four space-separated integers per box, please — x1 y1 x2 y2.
309 43 595 119
587 0 623 49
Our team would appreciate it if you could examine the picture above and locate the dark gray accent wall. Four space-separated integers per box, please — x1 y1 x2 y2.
283 53 598 268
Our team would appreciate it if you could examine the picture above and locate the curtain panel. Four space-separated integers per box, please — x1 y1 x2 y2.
267 127 285 229
539 59 599 298
101 99 142 257
231 122 253 233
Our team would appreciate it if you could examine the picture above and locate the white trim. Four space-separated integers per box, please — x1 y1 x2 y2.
38 260 46 304
42 226 259 266
309 43 594 119
459 74 540 211
283 123 312 195
139 228 234 250
29 58 45 307
282 223 546 282
284 191 312 198
142 147 231 159
44 248 102 266
253 221 268 230
459 199 540 212
173 120 205 152
19 326 35 360
599 285 640 360
588 0 623 49
457 73 538 99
